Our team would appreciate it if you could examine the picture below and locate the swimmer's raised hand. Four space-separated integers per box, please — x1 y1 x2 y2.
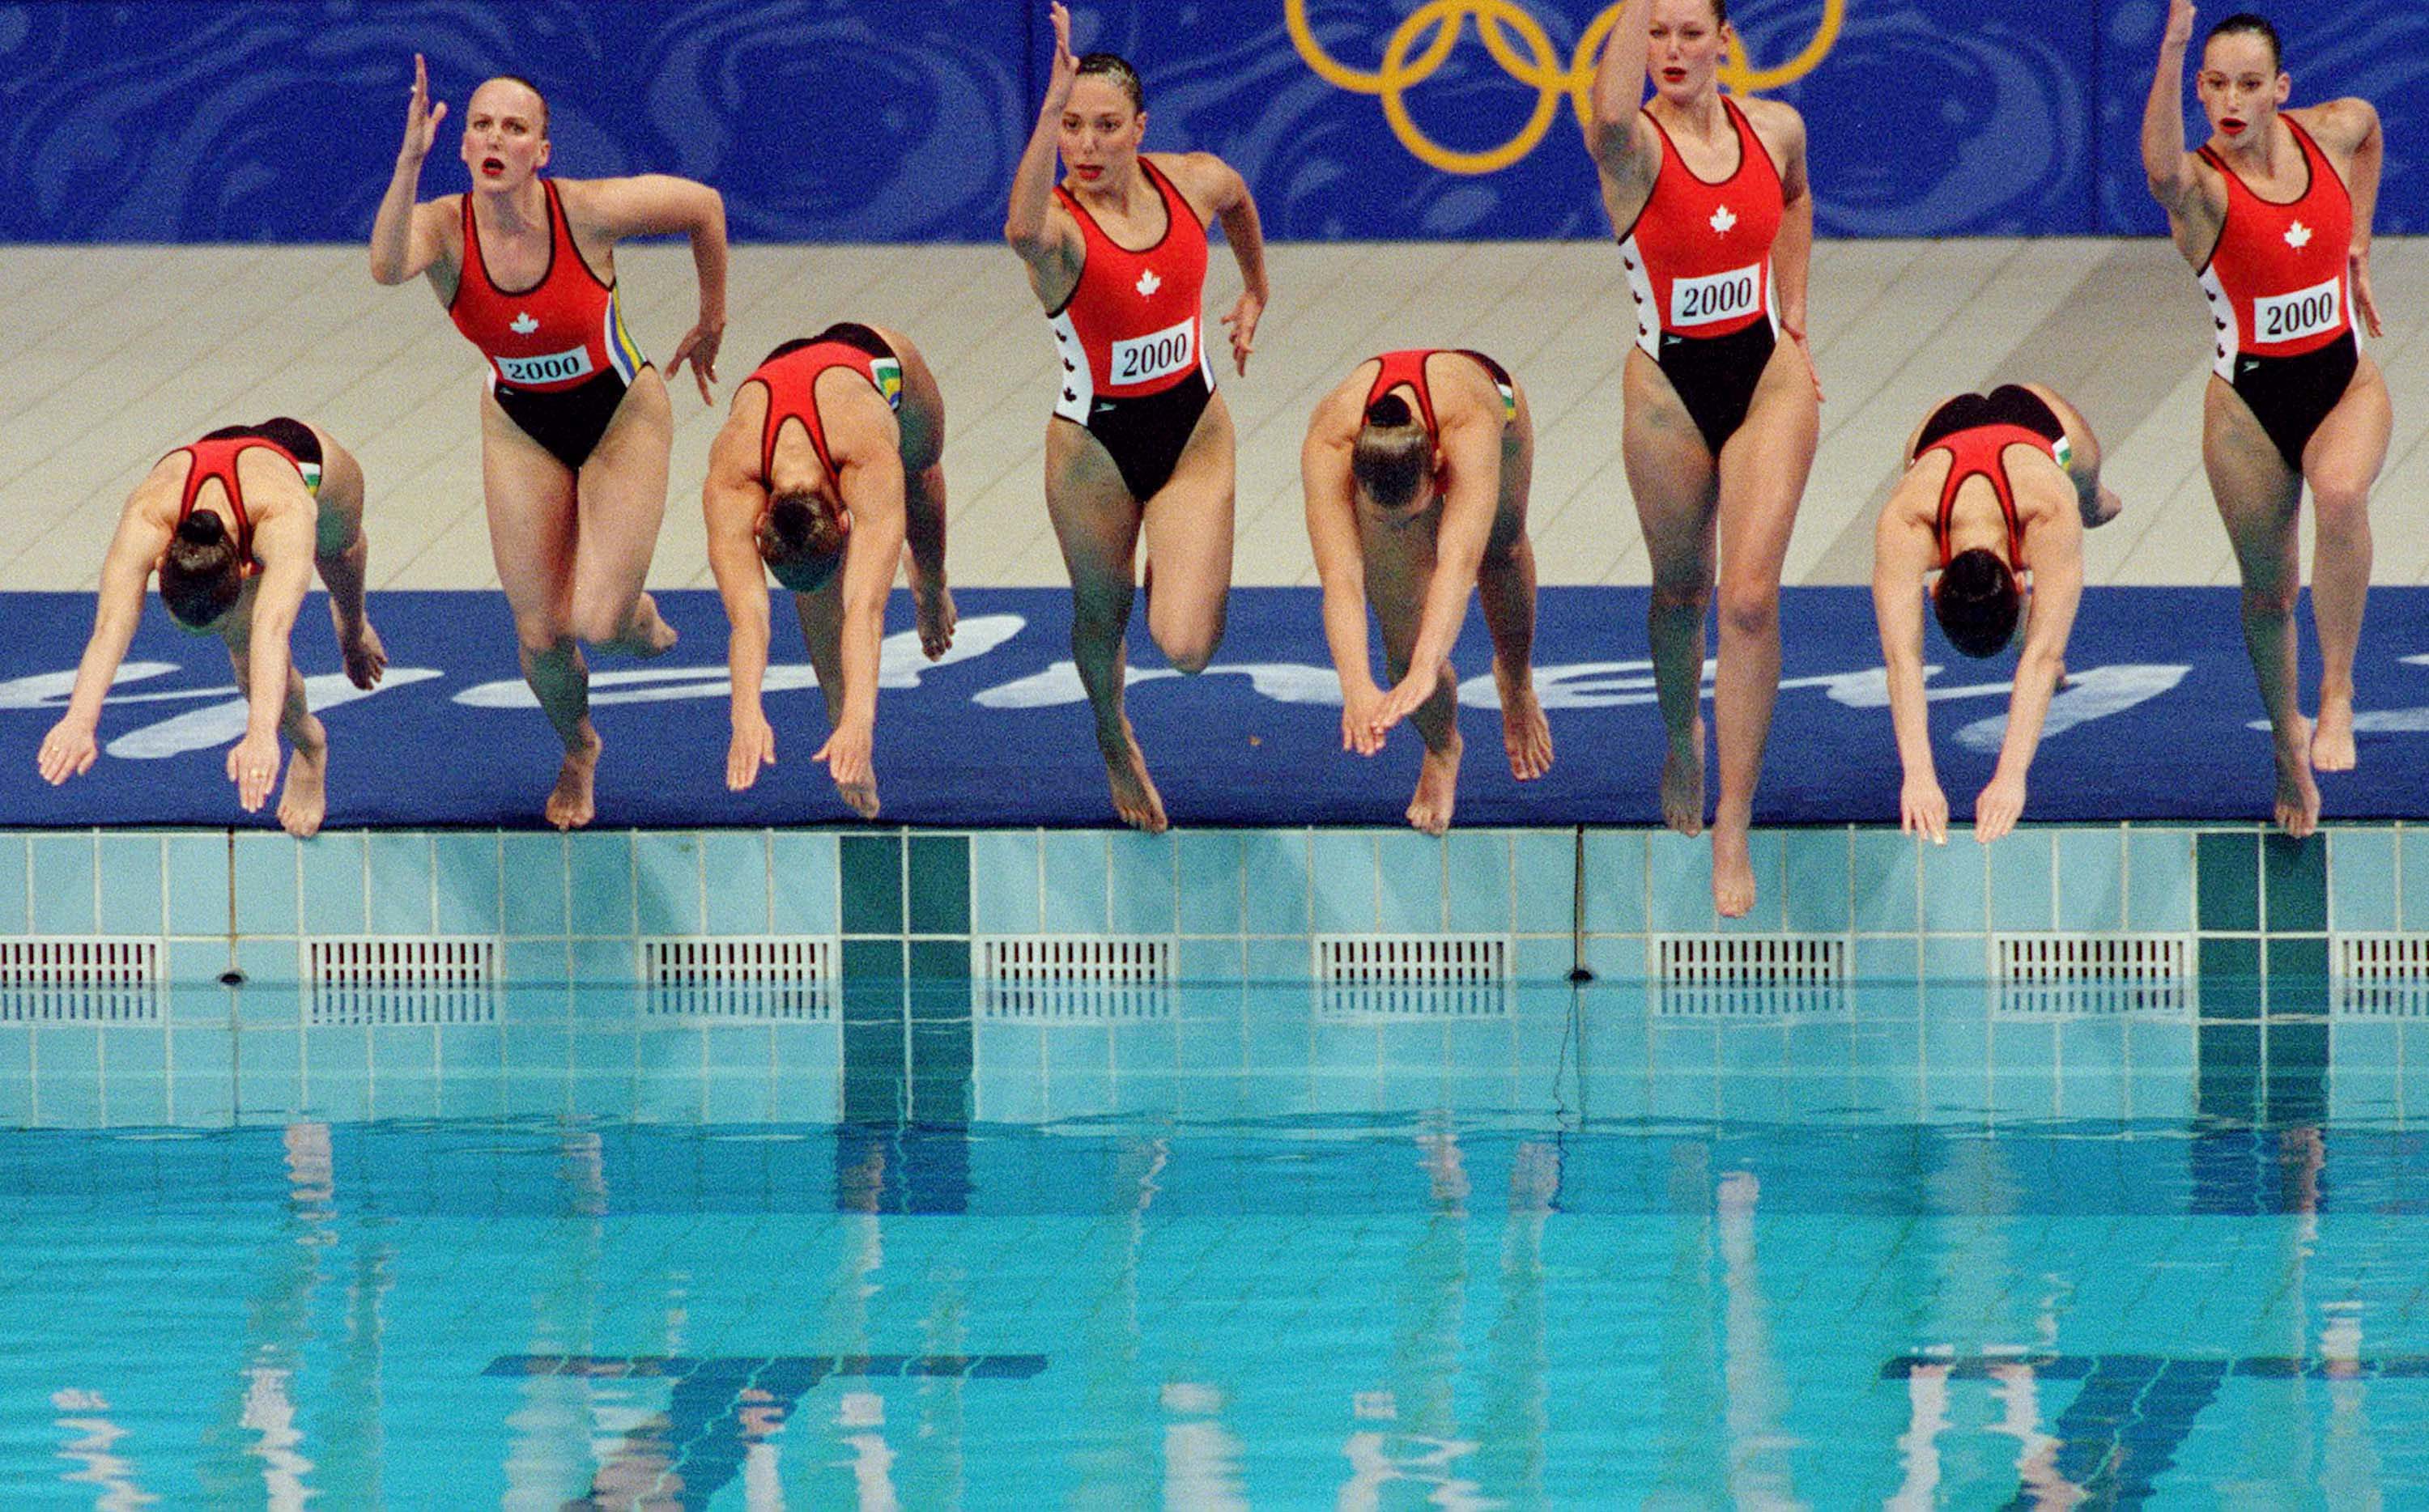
1044 3 1081 109
2161 0 2196 53
400 53 448 164
1223 291 1261 376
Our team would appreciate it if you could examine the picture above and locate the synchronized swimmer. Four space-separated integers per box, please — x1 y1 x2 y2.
28 6 2397 883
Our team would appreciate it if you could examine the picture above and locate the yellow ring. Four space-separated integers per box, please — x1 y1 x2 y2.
1285 0 1846 176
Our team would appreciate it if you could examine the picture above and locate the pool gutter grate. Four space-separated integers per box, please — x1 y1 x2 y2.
0 938 162 1021
1315 935 1508 984
1657 935 1846 985
311 937 497 1024
979 937 1172 1020
2335 934 2429 1017
644 937 836 1019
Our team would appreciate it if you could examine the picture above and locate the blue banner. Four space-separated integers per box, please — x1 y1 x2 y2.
6 587 2429 829
3 2 2422 242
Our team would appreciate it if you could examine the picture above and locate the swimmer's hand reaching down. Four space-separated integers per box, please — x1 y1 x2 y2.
1901 771 1949 845
35 720 98 786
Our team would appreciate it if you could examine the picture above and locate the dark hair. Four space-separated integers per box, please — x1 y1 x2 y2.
159 512 244 629
1351 393 1433 511
1074 53 1144 112
483 74 551 134
759 489 846 590
2203 13 2283 71
1932 548 2021 659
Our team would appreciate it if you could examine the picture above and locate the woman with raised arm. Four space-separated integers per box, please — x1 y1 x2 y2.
2142 2 2389 839
1583 0 1819 917
368 57 727 829
1002 2 1270 833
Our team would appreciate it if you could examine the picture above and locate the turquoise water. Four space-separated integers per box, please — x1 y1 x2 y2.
4 979 2427 1507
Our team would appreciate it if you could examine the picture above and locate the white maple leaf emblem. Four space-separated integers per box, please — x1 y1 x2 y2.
510 312 539 334
1710 205 1738 235
2284 220 2313 249
1135 269 1161 296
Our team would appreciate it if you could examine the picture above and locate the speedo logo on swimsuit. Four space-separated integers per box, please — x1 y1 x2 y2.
2252 276 2342 346
1668 263 1763 328
870 357 904 411
1108 317 1197 387
495 344 597 387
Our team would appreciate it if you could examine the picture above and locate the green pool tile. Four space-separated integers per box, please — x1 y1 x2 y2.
1105 831 1174 935
1780 828 1850 934
840 937 904 982
839 834 903 936
2265 935 2329 983
906 937 971 981
2125 829 2195 932
1986 831 2054 932
2200 937 2262 1021
906 835 969 936
2261 833 2327 932
2053 829 2125 932
2196 832 2260 932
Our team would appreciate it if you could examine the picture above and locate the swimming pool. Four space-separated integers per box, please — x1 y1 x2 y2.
4 975 2424 1507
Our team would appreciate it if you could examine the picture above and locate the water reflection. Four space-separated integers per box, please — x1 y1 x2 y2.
2 979 2427 1504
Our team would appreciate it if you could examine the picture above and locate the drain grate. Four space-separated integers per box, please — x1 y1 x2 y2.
312 938 497 1024
0 939 162 1022
2336 935 2429 1017
981 937 1170 983
1997 934 2189 984
1996 981 2193 1019
644 937 835 1019
1657 936 1846 985
1315 936 1508 984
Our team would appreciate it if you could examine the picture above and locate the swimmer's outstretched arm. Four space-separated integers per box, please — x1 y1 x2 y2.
1582 0 1653 172
1302 404 1383 757
1372 420 1502 737
1870 506 1946 843
573 176 728 401
816 433 910 803
703 415 778 792
226 515 316 813
2140 0 2223 257
368 53 453 287
36 509 169 785
1003 2 1085 304
2311 96 2387 336
1974 531 2083 844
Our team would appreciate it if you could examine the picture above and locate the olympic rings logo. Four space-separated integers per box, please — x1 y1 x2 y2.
1286 0 1844 174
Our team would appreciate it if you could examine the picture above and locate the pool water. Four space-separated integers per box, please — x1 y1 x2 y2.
3 979 2426 1507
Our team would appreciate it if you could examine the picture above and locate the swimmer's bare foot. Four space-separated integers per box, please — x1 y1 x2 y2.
276 724 328 839
836 776 881 821
2312 692 2356 772
1711 803 1755 918
2274 718 2321 839
546 725 602 830
598 593 679 659
334 614 387 690
1099 720 1167 834
1495 662 1552 780
1407 732 1461 835
1661 718 1705 837
916 584 957 660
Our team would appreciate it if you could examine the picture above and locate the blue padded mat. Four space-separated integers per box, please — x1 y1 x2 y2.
3 588 2424 828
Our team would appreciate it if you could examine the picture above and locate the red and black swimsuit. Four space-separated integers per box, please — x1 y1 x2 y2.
165 419 326 570
447 179 649 471
1909 386 2067 567
746 324 907 489
2196 117 2359 473
1613 98 1785 457
1046 159 1214 502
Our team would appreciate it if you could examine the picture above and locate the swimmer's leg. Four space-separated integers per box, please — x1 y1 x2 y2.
2300 358 2391 774
1045 419 1164 834
307 431 385 689
1622 353 1718 841
790 582 878 819
1136 389 1236 677
572 370 679 659
1478 422 1548 781
2204 376 2316 838
483 399 601 830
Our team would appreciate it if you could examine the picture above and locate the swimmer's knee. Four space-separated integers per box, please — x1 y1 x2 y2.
2312 482 2372 532
2241 580 2299 621
1150 611 1223 674
1649 580 1709 616
566 588 639 646
513 612 575 657
1716 586 1777 642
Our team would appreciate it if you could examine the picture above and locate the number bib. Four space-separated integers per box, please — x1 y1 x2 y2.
2254 276 2343 345
1669 263 1765 329
1109 317 1197 387
496 345 598 388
